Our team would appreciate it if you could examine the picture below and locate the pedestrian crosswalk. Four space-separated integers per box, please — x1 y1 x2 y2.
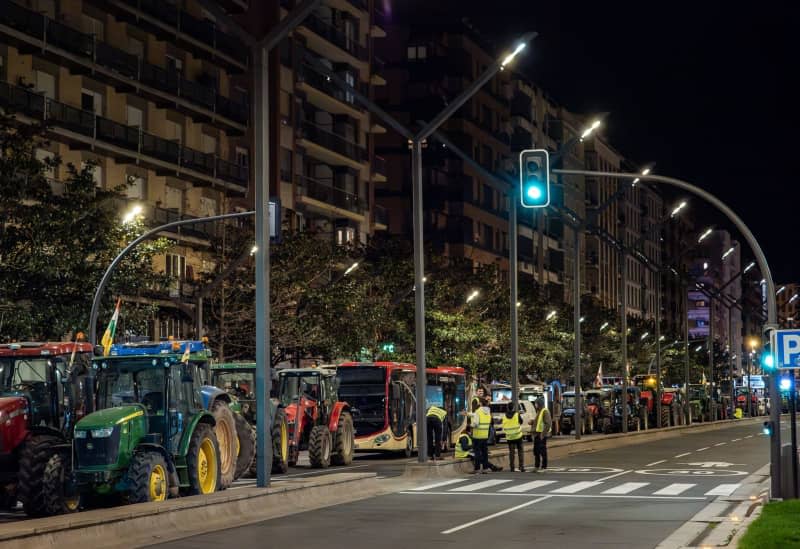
405 478 741 499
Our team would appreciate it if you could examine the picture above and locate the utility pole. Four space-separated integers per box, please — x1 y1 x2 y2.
656 270 663 428
574 226 582 439
709 295 715 420
622 250 629 433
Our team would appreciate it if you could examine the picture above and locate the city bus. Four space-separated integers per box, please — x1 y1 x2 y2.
335 362 467 455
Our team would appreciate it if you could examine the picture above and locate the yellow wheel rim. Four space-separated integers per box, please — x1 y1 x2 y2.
280 421 288 464
149 464 167 502
216 418 233 475
197 438 218 494
236 433 241 457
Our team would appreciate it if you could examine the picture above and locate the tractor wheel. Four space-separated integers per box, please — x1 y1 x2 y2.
42 452 81 515
233 413 256 480
128 451 169 504
585 415 595 435
602 418 612 434
211 400 237 490
18 433 61 517
271 407 289 474
640 409 648 430
331 411 354 466
308 425 332 468
185 423 220 496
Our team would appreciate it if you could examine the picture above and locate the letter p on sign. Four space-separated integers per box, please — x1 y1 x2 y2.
778 331 800 368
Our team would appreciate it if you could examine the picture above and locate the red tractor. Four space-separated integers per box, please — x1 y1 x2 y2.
0 341 94 515
633 375 684 427
276 368 354 468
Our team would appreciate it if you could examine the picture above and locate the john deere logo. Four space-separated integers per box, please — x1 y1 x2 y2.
86 443 94 450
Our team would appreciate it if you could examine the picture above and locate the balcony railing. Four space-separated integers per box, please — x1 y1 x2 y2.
303 14 368 60
374 204 388 227
372 155 386 176
296 62 363 109
151 206 221 239
299 121 367 163
0 0 248 126
296 175 366 214
0 80 248 188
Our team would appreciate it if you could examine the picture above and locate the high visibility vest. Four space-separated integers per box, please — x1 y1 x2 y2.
535 408 546 433
502 412 522 440
455 434 472 459
473 408 492 439
471 396 482 410
426 406 447 422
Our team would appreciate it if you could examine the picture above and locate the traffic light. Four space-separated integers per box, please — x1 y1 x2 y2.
761 342 776 371
519 149 550 208
763 420 773 436
381 342 395 354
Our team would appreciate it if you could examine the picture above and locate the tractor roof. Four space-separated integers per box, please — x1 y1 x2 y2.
210 362 256 370
108 340 210 357
0 341 94 357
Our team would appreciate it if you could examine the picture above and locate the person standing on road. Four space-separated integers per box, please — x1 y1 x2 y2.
530 397 551 472
426 403 447 461
503 401 525 472
470 397 493 473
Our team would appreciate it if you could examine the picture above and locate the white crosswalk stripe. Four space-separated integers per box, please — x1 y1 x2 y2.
601 482 649 495
550 481 603 494
653 483 696 496
411 479 468 491
704 483 740 496
450 479 513 492
499 480 556 493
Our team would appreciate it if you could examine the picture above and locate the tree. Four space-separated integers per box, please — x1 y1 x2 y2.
0 114 170 341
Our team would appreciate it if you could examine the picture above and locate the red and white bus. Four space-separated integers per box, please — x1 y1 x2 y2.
335 362 467 454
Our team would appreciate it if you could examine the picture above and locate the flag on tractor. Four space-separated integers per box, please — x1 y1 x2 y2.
701 371 708 385
181 344 190 363
101 299 121 356
594 363 603 388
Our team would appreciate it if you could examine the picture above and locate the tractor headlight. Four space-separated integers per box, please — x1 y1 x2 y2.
74 430 88 439
91 428 115 438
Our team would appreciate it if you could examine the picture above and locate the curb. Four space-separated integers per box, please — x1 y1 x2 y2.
406 417 764 478
1 472 411 549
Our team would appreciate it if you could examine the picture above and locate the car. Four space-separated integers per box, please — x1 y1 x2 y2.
490 399 536 441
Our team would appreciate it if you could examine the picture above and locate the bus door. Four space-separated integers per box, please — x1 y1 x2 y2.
389 379 414 437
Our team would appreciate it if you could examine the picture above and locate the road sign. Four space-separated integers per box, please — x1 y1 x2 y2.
774 329 800 369
683 462 742 468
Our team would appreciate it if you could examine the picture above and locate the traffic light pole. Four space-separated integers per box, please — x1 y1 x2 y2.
554 168 781 499
510 192 520 410
685 282 691 424
622 249 629 433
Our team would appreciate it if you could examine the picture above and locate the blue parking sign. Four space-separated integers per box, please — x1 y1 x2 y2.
774 330 800 369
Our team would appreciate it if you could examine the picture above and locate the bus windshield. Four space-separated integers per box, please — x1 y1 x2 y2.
336 367 387 434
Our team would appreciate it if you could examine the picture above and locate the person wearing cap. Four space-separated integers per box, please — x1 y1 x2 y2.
529 397 552 472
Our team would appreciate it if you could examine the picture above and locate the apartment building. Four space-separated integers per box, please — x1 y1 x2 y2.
776 282 800 328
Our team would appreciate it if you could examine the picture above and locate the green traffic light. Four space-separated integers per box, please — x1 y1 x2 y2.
526 185 543 200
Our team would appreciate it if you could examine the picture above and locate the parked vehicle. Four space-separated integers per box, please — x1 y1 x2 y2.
490 399 536 441
559 391 593 435
633 375 684 427
0 341 93 516
584 388 612 433
606 386 644 433
687 383 712 422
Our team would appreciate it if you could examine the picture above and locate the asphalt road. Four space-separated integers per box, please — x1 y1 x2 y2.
154 421 771 549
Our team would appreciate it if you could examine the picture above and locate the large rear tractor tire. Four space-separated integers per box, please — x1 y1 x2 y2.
211 400 237 490
233 413 256 480
601 418 612 434
18 433 61 517
185 423 220 496
42 452 81 514
271 407 289 474
128 451 169 504
331 412 354 466
308 425 332 469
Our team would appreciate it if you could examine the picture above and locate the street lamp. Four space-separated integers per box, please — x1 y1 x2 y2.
466 290 480 303
777 286 786 295
697 228 713 243
579 316 586 323
546 310 557 321
500 42 527 68
250 245 258 255
632 167 652 186
122 204 143 224
670 201 688 218
344 262 359 276
599 321 609 332
579 119 602 141
641 332 650 341
743 262 756 273
721 247 736 261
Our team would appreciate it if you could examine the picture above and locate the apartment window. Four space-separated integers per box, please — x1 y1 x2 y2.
166 55 183 74
280 148 292 181
166 254 187 280
81 88 102 115
125 175 145 200
81 14 105 40
81 160 103 187
126 105 143 128
236 147 249 168
336 227 356 246
201 134 217 155
199 197 217 217
128 38 144 59
483 225 492 249
35 71 55 100
406 45 427 60
165 120 182 143
344 70 355 104
165 186 183 211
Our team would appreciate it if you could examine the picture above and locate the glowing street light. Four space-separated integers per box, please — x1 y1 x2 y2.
640 332 649 341
599 321 609 332
721 247 736 260
777 285 786 295
344 262 359 276
579 316 585 323
670 201 688 217
697 228 713 243
632 167 652 186
250 245 258 255
743 262 756 273
546 310 557 321
579 120 602 141
790 294 799 304
516 301 521 308
500 42 527 68
466 290 480 303
122 204 143 224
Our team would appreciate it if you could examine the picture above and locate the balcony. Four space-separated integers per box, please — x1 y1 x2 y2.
298 120 367 165
151 206 222 240
302 14 368 61
372 155 387 181
0 0 248 131
296 61 364 115
374 204 388 228
0 80 248 192
89 0 248 72
296 174 366 216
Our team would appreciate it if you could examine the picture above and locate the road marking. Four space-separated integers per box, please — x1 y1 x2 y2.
279 464 371 479
500 480 556 493
714 442 727 447
597 469 632 481
400 491 705 501
602 482 650 495
675 452 691 458
410 479 468 491
705 483 740 496
450 479 513 492
745 435 754 439
732 438 742 442
551 481 603 494
647 460 667 466
653 483 696 496
696 447 710 452
441 496 552 534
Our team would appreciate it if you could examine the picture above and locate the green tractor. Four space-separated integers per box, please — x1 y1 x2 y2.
54 341 239 506
208 361 289 476
687 383 711 423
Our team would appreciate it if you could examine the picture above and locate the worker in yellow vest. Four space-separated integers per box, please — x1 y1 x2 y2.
529 397 552 472
470 397 493 473
426 404 447 461
502 401 525 472
455 429 473 460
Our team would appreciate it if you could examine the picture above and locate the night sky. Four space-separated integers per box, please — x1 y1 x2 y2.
396 0 797 282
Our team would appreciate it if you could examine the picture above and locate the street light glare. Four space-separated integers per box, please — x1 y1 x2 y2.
777 285 786 295
721 247 735 260
579 316 585 323
580 120 602 140
640 332 649 340
697 228 713 242
546 310 557 320
344 262 359 276
599 321 609 331
250 245 258 255
122 204 143 224
744 262 756 273
789 294 799 304
466 290 480 303
670 201 687 217
500 42 526 67
641 168 651 176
